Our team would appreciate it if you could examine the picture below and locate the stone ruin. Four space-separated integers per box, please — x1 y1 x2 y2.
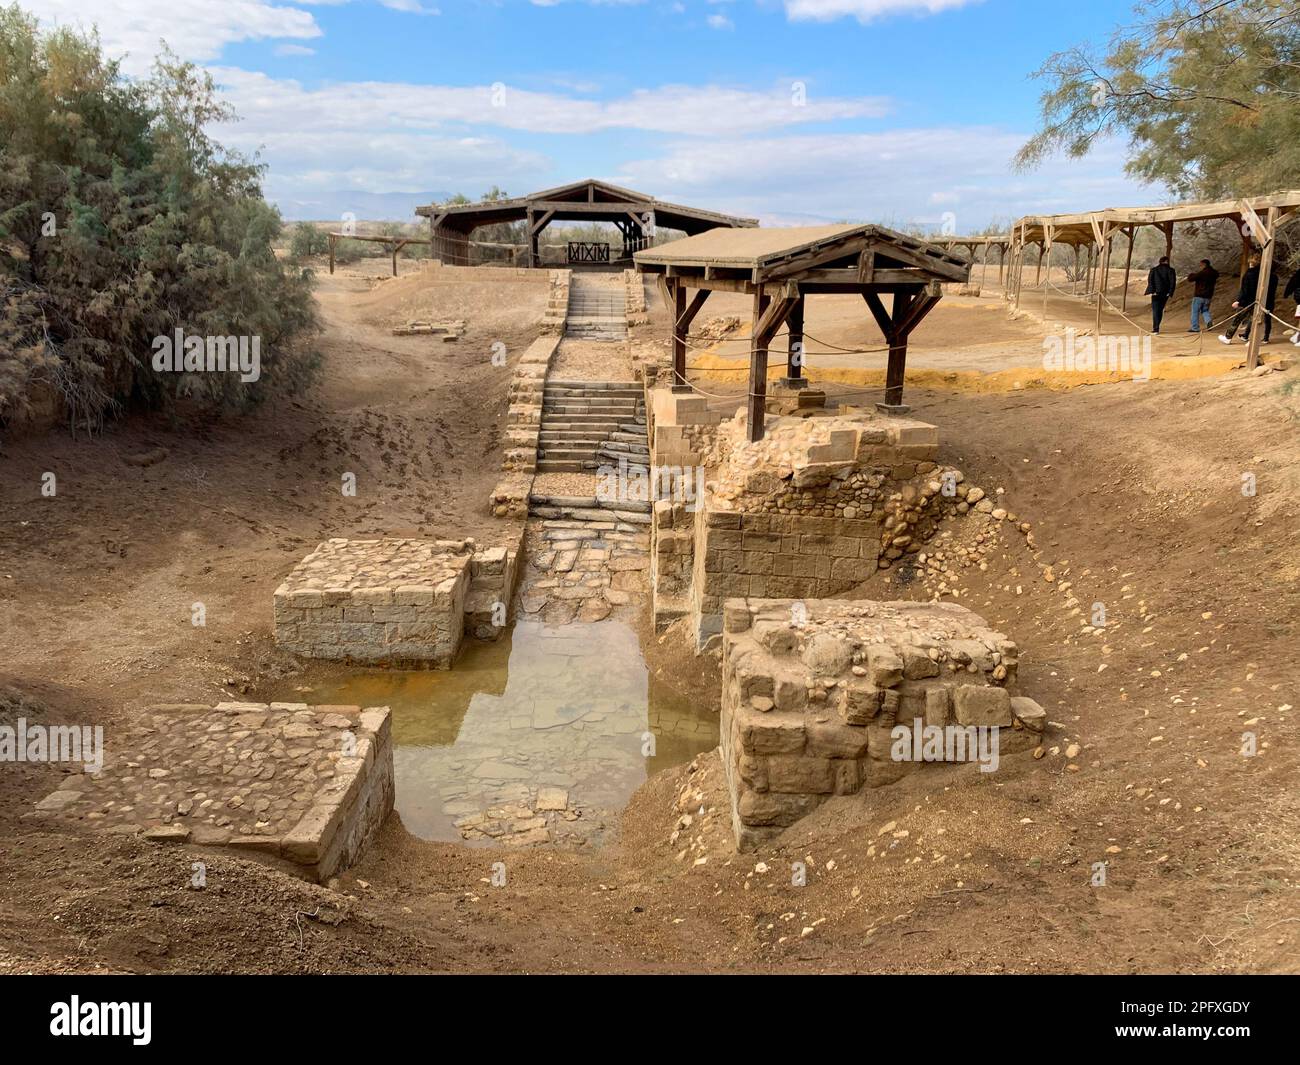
649 402 1020 648
274 536 519 668
32 701 394 882
720 598 1046 849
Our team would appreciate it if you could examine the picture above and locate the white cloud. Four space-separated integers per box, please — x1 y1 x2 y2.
784 0 981 22
707 14 734 29
18 0 322 74
209 67 889 138
614 129 1154 230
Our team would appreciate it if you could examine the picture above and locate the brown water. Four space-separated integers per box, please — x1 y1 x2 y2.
270 619 716 844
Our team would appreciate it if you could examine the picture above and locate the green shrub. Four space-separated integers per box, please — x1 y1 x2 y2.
0 5 320 433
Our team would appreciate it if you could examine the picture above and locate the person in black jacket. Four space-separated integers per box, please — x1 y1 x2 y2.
1185 259 1218 333
1285 265 1300 346
1219 254 1279 344
1145 256 1177 333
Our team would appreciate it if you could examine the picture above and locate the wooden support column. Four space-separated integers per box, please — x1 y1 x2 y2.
672 284 711 392
1121 226 1135 312
1095 223 1113 334
783 295 806 387
1246 206 1279 370
328 233 336 275
979 245 990 290
745 290 797 443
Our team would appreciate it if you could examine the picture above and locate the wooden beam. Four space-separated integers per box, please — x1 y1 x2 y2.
1246 205 1279 370
894 290 941 338
328 233 336 275
884 291 915 408
862 292 894 337
1121 226 1135 312
785 296 805 382
746 291 798 443
1095 222 1113 334
673 287 711 391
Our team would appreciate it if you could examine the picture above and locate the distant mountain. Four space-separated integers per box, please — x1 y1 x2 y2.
273 190 456 223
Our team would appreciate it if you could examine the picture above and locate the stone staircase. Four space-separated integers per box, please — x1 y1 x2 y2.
536 381 648 474
565 275 628 340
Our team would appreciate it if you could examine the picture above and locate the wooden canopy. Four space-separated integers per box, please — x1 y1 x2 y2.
416 179 757 268
938 189 1300 369
635 224 970 441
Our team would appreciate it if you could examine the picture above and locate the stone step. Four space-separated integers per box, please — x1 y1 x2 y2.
535 460 592 473
530 495 652 513
544 389 642 400
538 421 624 432
538 447 600 460
530 504 653 524
547 380 640 390
608 430 647 445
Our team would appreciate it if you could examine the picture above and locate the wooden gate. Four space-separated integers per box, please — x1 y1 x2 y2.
567 241 611 264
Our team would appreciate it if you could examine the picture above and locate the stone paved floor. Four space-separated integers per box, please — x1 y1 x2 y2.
518 488 650 625
30 702 381 857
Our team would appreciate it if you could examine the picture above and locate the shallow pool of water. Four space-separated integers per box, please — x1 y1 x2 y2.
270 619 717 845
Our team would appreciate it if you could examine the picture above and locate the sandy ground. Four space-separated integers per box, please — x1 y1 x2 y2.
1 260 1298 974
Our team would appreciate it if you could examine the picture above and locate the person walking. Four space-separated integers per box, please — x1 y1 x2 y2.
1219 254 1279 345
1186 259 1218 333
1145 256 1177 333
1285 264 1300 346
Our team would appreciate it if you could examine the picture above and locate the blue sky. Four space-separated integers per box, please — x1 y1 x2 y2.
21 0 1163 228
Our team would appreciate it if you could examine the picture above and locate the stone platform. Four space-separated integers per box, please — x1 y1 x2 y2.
31 702 394 881
274 537 519 667
721 598 1045 850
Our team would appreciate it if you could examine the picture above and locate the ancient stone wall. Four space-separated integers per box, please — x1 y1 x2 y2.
275 539 470 667
275 537 521 665
687 412 939 647
489 333 563 517
720 598 1045 850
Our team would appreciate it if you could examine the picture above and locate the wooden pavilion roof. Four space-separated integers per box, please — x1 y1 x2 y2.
416 178 757 235
634 223 970 290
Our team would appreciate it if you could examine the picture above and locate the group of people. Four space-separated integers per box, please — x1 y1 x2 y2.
1144 252 1300 345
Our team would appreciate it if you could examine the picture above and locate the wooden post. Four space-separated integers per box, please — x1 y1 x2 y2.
671 279 687 391
979 244 990 290
1121 226 1135 312
328 233 336 275
746 287 769 442
671 285 710 393
884 290 914 408
391 242 399 277
1246 206 1279 370
1095 223 1112 335
784 295 806 386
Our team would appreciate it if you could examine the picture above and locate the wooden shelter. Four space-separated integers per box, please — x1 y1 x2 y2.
993 189 1300 369
416 179 757 269
634 224 970 441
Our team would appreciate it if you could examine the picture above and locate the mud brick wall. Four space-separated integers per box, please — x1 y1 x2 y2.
274 538 474 668
720 598 1045 850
